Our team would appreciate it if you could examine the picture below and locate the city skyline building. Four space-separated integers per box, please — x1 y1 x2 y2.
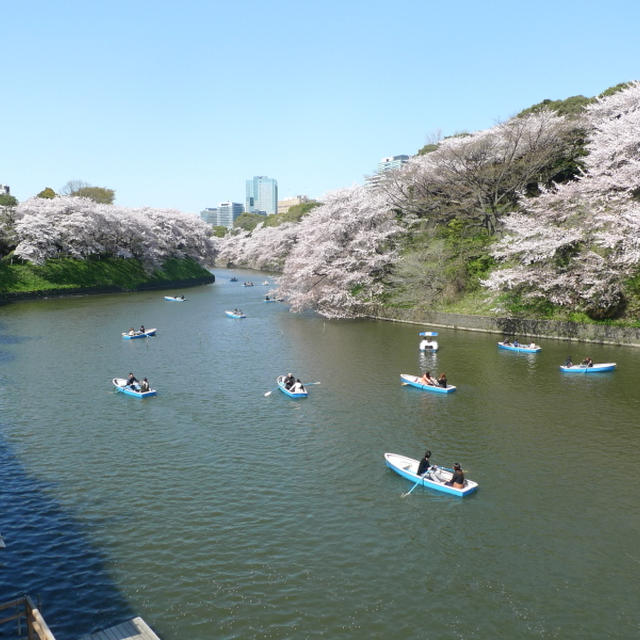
377 155 410 173
246 176 278 215
277 195 308 215
200 202 244 228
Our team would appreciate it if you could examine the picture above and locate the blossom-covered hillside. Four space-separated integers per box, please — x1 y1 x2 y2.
217 82 640 321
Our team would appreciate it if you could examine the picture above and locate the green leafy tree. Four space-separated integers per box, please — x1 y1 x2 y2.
37 187 56 199
263 200 320 227
0 194 18 207
61 180 115 204
233 212 266 232
211 225 228 237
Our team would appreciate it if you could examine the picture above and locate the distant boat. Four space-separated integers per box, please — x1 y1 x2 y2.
230 277 238 282
164 296 186 302
418 331 439 352
112 378 157 398
560 362 616 373
498 341 541 353
384 453 478 497
400 373 456 394
121 328 157 339
262 281 270 286
225 310 246 319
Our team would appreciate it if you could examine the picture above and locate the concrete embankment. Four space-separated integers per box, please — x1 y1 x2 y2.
0 274 215 304
360 305 640 348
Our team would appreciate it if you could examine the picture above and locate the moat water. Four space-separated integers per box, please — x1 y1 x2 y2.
1 271 639 639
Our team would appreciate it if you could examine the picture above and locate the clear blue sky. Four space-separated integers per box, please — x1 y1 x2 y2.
2 0 638 214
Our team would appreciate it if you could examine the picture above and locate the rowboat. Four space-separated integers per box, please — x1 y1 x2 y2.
384 453 478 497
164 296 185 302
225 310 246 319
400 373 456 393
121 328 157 339
277 375 308 398
560 362 616 373
112 378 157 398
498 341 541 353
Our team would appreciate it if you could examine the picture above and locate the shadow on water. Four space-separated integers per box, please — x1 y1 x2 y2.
0 433 134 639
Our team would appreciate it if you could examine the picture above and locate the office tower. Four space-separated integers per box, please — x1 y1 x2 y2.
245 176 278 215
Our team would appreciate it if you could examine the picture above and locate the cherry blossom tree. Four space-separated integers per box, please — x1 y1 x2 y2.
9 196 217 268
275 185 402 318
381 109 576 234
483 82 640 318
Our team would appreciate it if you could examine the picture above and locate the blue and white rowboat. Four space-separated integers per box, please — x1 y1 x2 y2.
277 375 308 398
498 341 541 353
164 296 185 302
400 373 456 393
384 453 478 497
121 328 157 339
225 310 246 319
112 378 157 398
560 362 616 373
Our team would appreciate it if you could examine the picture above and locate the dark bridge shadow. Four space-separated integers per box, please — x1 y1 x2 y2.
0 434 135 640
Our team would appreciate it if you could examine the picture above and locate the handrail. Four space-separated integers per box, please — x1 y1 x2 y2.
0 595 57 640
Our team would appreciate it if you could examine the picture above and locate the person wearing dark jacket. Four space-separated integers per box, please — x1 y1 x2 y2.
447 463 465 488
417 450 432 475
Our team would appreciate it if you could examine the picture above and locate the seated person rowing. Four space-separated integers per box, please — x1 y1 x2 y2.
446 463 465 489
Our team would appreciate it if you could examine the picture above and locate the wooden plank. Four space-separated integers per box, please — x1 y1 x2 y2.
81 617 161 640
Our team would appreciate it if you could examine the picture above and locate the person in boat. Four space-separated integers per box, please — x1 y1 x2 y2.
139 324 146 334
437 372 447 388
420 371 436 386
139 377 150 392
127 372 139 388
581 356 593 367
128 327 136 336
417 450 432 475
291 379 306 393
513 339 520 347
564 356 573 367
283 373 295 390
502 337 511 345
446 463 465 489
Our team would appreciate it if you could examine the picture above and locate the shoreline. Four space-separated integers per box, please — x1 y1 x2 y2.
0 273 215 304
359 305 640 348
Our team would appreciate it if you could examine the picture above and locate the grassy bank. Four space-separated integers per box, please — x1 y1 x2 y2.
0 256 213 294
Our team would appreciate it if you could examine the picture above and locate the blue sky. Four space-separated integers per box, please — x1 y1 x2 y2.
2 0 638 214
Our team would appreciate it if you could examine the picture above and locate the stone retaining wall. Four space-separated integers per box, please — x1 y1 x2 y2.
359 305 640 348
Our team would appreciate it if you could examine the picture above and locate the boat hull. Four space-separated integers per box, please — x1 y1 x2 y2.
122 329 157 339
164 296 185 302
384 453 478 497
277 376 308 398
498 342 541 353
225 311 246 318
400 374 456 393
112 378 157 398
560 363 616 373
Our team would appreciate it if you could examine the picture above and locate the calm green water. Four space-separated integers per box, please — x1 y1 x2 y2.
1 271 639 639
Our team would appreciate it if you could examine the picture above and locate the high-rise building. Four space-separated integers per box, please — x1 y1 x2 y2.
377 155 409 173
0 185 10 195
200 207 218 225
200 202 244 228
246 176 278 215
